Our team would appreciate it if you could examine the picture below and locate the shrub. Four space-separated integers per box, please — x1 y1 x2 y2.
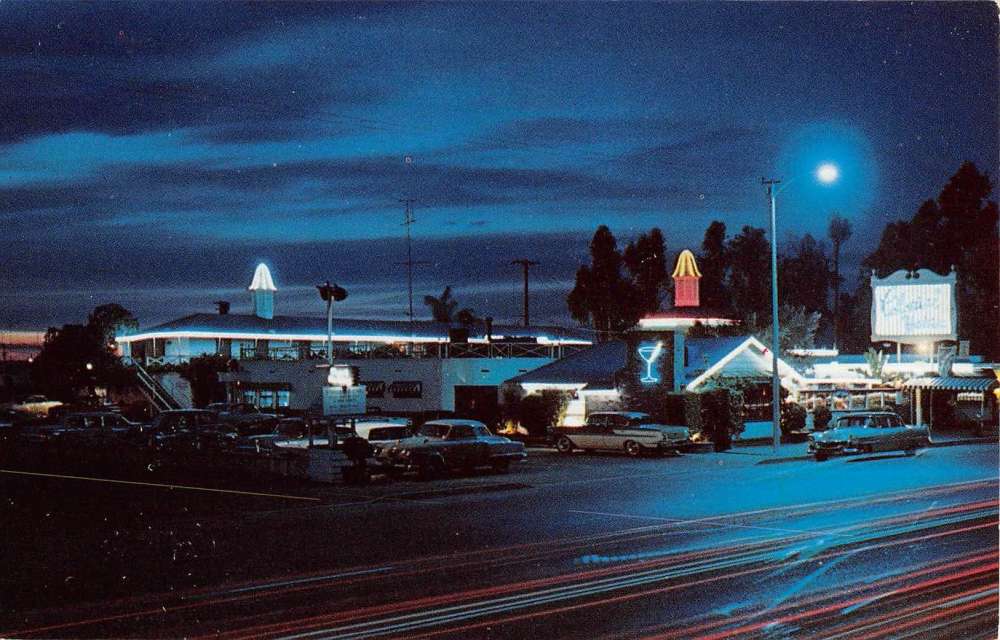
513 390 570 436
813 406 832 429
780 402 806 435
701 389 743 450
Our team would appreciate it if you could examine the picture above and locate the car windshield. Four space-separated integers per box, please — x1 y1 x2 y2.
275 420 306 437
418 424 451 438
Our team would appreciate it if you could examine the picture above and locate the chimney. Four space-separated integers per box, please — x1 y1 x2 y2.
248 263 277 320
672 250 701 307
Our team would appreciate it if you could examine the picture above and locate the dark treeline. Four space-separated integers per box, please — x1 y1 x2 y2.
568 162 998 357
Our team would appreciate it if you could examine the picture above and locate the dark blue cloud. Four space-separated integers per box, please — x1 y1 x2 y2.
0 1 995 329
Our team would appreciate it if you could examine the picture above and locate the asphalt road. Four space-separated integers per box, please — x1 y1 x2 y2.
2 443 997 639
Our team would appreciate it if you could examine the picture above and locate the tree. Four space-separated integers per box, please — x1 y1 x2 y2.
778 234 831 315
180 355 229 408
699 220 730 311
30 304 138 402
623 227 669 314
568 226 638 340
827 215 852 347
754 304 822 353
423 286 476 325
727 226 771 327
87 303 139 346
863 162 998 356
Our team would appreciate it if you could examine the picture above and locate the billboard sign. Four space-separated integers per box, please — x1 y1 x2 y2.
870 268 957 343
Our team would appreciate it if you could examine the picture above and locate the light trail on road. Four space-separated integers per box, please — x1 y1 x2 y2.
5 475 996 640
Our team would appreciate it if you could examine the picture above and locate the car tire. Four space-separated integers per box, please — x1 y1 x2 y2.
491 458 510 474
556 436 574 454
624 440 642 458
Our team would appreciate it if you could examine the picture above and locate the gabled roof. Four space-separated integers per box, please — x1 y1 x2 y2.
116 313 591 344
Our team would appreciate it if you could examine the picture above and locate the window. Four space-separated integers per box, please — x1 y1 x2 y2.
277 389 291 408
365 427 410 441
389 381 423 399
259 389 275 409
449 425 475 439
364 381 386 399
587 415 607 428
418 423 450 438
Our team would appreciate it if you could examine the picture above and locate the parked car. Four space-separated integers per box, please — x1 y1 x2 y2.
205 402 279 428
137 409 232 454
20 411 138 444
808 411 930 461
353 418 412 456
378 419 526 479
554 412 690 457
239 417 338 451
7 395 63 417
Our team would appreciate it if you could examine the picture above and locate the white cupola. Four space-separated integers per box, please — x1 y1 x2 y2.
249 263 277 319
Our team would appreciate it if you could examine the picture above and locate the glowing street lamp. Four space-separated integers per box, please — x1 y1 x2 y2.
816 163 839 184
316 281 348 366
762 164 839 452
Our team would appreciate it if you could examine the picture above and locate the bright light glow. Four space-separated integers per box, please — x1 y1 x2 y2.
327 364 357 386
816 163 839 184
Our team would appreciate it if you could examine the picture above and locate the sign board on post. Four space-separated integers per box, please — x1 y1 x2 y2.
322 364 367 416
870 268 957 344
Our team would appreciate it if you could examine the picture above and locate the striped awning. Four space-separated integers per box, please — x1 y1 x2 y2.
903 377 998 392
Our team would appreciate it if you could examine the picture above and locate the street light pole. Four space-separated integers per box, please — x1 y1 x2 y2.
316 282 348 367
762 178 782 453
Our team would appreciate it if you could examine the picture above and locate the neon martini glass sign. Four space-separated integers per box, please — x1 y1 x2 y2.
637 341 664 384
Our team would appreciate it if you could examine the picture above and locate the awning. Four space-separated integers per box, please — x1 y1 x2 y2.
903 377 998 392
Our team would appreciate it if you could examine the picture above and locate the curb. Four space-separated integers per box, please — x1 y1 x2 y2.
928 437 998 448
756 456 812 465
754 437 997 465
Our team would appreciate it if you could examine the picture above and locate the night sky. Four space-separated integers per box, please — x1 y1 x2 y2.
1 2 996 330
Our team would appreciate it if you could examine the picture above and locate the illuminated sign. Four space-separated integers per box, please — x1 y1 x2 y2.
636 341 664 384
327 365 357 387
871 269 957 343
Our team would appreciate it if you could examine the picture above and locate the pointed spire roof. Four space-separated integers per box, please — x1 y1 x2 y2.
672 249 702 278
248 263 277 291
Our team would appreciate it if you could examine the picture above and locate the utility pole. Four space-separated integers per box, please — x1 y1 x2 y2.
511 259 539 327
397 198 429 334
762 177 782 454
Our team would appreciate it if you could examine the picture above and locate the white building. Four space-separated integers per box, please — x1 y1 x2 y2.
115 264 591 420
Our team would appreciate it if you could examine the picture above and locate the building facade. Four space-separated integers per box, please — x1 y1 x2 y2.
115 264 591 421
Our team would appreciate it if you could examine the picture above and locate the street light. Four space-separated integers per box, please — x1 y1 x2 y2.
316 281 348 366
763 164 839 453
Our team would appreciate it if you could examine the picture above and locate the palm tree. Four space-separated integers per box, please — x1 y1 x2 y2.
828 215 852 348
423 286 477 326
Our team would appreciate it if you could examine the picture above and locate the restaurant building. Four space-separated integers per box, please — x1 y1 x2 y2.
115 264 591 421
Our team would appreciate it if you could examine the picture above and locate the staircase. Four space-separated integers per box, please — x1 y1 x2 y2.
129 359 183 412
